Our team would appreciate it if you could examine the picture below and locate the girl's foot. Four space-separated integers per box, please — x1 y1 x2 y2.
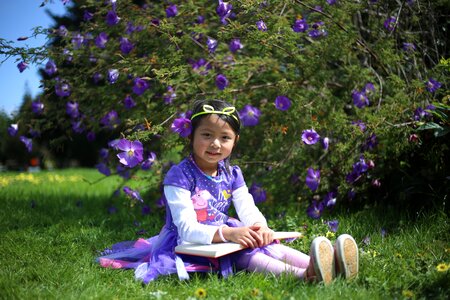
334 234 359 280
305 237 335 284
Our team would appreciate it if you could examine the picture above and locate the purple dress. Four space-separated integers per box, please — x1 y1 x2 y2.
97 156 257 283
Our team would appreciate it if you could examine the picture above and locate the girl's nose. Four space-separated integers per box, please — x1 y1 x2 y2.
211 138 220 148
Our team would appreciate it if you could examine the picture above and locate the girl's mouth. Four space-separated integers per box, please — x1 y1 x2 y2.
206 151 220 156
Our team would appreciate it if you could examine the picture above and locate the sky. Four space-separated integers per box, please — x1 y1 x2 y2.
0 0 68 116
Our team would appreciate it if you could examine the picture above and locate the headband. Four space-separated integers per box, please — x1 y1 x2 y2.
190 104 239 121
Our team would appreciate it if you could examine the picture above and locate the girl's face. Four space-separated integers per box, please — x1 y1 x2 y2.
192 114 238 176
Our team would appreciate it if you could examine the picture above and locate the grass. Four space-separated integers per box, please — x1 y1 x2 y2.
0 168 448 299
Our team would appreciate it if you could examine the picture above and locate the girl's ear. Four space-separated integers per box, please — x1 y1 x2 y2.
234 134 240 144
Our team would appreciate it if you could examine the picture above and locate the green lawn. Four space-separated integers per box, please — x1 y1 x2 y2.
0 169 448 299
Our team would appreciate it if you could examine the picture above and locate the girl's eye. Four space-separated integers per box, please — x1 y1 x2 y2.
201 133 210 137
223 136 231 140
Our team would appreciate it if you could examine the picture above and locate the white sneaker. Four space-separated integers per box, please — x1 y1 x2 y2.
334 234 359 280
307 236 335 284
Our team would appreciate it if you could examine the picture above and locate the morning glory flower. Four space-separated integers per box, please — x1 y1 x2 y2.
106 10 120 26
86 131 96 142
99 148 109 160
31 101 44 115
45 60 57 76
352 90 369 108
116 139 144 168
141 152 157 170
383 16 396 31
308 21 327 39
96 162 111 176
171 118 192 137
326 220 339 232
323 191 337 208
83 10 94 22
17 61 28 73
57 25 68 37
71 32 84 49
292 19 309 32
249 183 267 204
216 0 232 24
66 101 79 119
215 74 229 90
123 186 144 202
426 78 442 93
100 110 120 129
95 32 108 48
327 0 337 4
207 37 218 53
274 95 291 111
107 69 119 84
351 120 366 132
166 4 178 18
229 39 243 53
71 119 84 133
363 83 375 95
108 139 120 150
402 42 416 52
322 137 329 150
20 136 33 152
8 124 18 136
305 167 320 191
119 37 134 54
163 86 177 104
239 105 261 127
301 129 320 145
364 133 378 150
55 81 71 97
123 95 136 109
306 201 324 219
256 20 267 31
132 77 150 95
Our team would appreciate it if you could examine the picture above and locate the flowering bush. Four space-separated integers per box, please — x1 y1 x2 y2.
2 0 448 216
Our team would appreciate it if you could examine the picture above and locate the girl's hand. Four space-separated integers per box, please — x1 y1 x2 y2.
251 224 274 247
223 226 262 249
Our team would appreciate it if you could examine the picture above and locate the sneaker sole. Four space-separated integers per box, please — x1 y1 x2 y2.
335 234 359 279
311 237 335 284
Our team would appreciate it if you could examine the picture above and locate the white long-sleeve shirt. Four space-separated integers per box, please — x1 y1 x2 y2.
164 185 267 245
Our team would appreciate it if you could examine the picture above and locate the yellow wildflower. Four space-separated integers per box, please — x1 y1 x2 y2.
395 253 402 259
251 288 261 297
194 288 207 298
436 263 449 272
326 231 335 239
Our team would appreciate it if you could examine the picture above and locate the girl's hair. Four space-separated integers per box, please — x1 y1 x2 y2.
190 99 241 173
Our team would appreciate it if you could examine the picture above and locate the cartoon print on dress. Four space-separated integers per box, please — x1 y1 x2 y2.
191 187 230 224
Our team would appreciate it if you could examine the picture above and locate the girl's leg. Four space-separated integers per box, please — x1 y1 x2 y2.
275 244 310 269
243 251 307 278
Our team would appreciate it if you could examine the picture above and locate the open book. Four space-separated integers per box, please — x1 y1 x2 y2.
175 231 302 258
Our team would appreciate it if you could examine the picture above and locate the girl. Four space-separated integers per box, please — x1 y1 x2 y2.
98 99 359 284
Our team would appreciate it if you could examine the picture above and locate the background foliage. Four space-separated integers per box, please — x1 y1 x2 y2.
1 0 449 215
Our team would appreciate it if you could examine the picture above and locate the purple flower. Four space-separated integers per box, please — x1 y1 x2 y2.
108 139 120 150
100 110 120 129
20 136 32 152
327 0 337 4
163 86 177 104
363 83 375 95
274 95 291 111
66 101 79 119
63 49 73 62
256 20 267 31
96 163 111 176
132 77 150 95
8 124 18 137
352 120 366 132
17 61 28 73
305 167 320 191
364 133 378 150
326 220 339 232
108 205 118 214
106 10 120 26
141 152 157 170
123 95 136 109
116 139 144 168
229 39 243 53
239 105 261 127
71 119 84 133
142 205 151 215
402 42 416 52
95 32 108 48
352 90 369 108
71 33 84 49
383 16 396 32
123 186 143 202
306 201 324 219
107 69 119 84
45 60 57 76
426 78 441 93
207 37 218 53
99 148 109 160
93 72 103 84
292 19 309 32
362 236 371 246
301 129 320 145
55 81 71 97
308 21 327 39
371 179 381 188
215 74 229 90
31 101 44 115
249 183 267 204
216 1 232 24
86 131 96 142
57 25 68 37
322 137 329 150
119 37 134 54
346 157 368 183
323 191 337 208
171 118 192 137
190 58 211 75
166 4 178 18
84 10 94 22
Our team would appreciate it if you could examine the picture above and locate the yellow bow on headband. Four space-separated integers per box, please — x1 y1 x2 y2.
190 104 239 121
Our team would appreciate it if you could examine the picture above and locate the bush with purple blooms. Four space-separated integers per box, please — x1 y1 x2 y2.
3 0 448 217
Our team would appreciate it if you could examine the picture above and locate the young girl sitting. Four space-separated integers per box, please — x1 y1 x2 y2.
97 99 359 284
